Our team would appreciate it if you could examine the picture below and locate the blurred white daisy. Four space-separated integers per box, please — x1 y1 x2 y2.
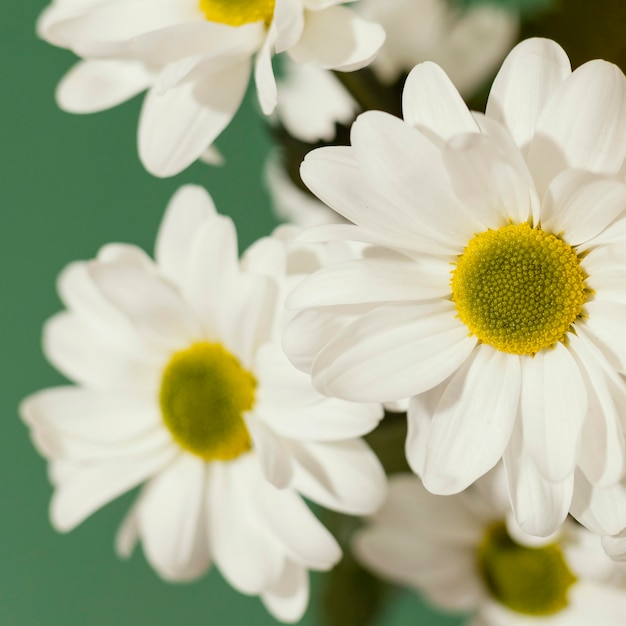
286 38 626 538
275 0 518 143
354 472 626 625
21 185 385 622
37 0 385 177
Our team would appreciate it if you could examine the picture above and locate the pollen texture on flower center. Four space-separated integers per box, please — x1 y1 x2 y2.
451 223 587 355
160 342 256 461
199 0 275 26
477 521 576 616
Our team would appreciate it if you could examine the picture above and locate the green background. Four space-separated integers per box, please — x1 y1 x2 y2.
1 0 622 625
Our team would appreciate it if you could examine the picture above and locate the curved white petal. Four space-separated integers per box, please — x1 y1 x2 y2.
155 185 217 286
43 312 162 391
139 56 250 177
138 454 210 581
289 439 386 515
255 32 278 115
261 560 309 624
486 38 571 152
520 344 587 482
350 111 479 248
571 470 626 535
287 256 451 309
527 59 626 195
20 387 159 443
311 302 477 402
421 346 520 495
503 418 573 537
300 146 458 256
56 59 153 114
246 416 294 489
207 457 283 594
568 333 626 487
541 172 626 248
87 262 202 348
243 462 342 570
442 129 538 226
601 529 626 562
50 445 177 532
402 61 479 140
289 6 385 72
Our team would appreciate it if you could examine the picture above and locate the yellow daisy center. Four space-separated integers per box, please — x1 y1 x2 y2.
477 521 576 616
199 0 275 26
160 342 256 461
451 223 588 355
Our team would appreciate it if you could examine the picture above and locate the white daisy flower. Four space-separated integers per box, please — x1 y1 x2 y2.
37 0 385 177
353 472 626 625
285 38 626 538
20 185 385 622
275 0 518 143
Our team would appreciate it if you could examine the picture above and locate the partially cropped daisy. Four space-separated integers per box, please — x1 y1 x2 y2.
21 185 385 622
286 38 626 537
38 0 385 177
354 472 626 625
275 0 517 143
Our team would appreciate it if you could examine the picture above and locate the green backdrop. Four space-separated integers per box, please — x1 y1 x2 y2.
2 0 619 625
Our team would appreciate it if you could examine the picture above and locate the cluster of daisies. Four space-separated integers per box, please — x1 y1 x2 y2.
24 0 626 623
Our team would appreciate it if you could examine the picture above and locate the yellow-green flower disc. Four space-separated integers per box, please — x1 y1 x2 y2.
477 521 576 616
199 0 275 26
451 223 588 355
160 342 256 461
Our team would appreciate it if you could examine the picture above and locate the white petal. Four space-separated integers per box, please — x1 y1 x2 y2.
255 32 278 115
312 302 477 402
581 301 626 374
43 312 162 391
246 416 293 489
290 439 386 515
218 273 277 369
208 458 283 594
421 346 520 495
87 262 202 348
155 184 217 286
503 418 573 536
541 172 626 248
287 256 451 309
275 61 358 144
486 38 571 151
527 59 626 195
443 130 538 226
300 147 445 255
261 560 309 624
273 0 304 53
520 344 587 482
601 529 626 561
242 459 342 569
138 454 210 581
46 0 198 50
115 497 141 559
139 56 250 177
50 446 177 532
568 333 626 487
350 111 479 249
571 470 626 535
20 387 160 443
402 61 479 140
57 59 153 114
289 6 385 72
